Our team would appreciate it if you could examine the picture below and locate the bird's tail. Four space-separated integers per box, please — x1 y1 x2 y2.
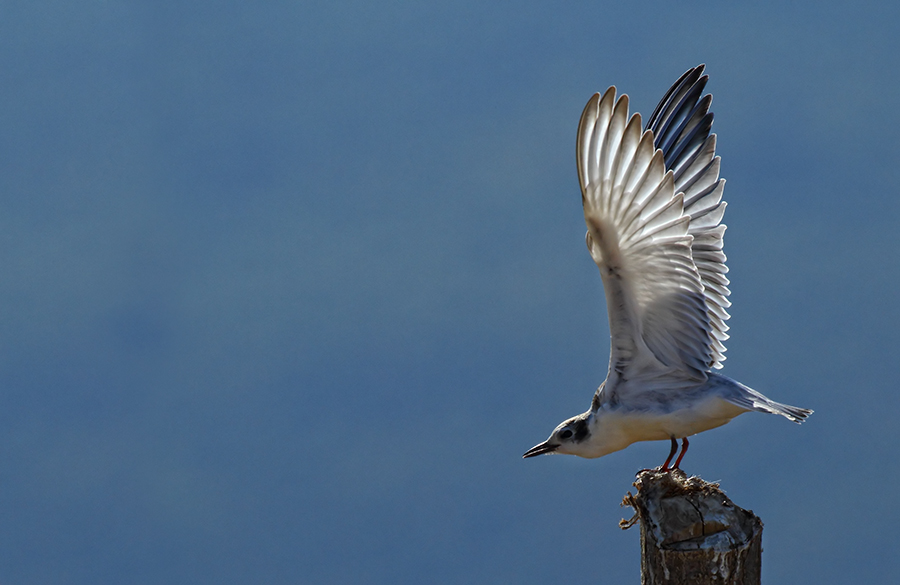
719 376 813 423
761 399 813 423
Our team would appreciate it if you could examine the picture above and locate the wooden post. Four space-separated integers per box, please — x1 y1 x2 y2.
620 470 763 585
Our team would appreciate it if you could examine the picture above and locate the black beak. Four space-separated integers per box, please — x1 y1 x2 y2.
523 440 558 458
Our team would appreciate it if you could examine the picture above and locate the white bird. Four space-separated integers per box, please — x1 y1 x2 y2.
523 65 811 470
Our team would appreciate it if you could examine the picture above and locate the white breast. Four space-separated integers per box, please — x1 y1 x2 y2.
584 395 749 458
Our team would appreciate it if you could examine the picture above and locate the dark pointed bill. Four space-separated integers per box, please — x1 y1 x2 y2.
522 440 558 458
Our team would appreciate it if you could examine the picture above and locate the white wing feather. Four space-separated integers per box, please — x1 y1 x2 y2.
577 87 714 387
644 64 731 368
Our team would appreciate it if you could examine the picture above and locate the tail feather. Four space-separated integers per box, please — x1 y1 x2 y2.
733 394 813 423
721 377 813 424
765 400 813 424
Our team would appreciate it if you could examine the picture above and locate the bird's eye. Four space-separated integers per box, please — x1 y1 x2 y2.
559 429 573 440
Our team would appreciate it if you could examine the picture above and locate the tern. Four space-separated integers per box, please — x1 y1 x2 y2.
523 66 812 470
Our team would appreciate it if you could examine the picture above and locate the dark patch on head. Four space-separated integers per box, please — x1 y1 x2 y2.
571 418 589 443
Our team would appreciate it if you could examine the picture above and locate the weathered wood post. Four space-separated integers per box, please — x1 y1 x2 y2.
620 470 763 585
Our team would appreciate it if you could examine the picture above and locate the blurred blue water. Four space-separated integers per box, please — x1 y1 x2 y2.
0 1 896 583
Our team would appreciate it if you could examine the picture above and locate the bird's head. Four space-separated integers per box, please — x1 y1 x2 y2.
523 413 593 458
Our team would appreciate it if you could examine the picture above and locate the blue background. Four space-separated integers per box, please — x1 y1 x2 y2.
0 1 897 583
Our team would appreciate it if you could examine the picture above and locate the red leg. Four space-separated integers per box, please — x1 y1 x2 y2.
672 437 689 470
660 437 678 471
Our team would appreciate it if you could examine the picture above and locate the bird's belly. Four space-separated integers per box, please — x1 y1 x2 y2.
607 395 748 445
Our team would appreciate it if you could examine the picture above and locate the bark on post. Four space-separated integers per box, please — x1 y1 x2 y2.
620 470 762 585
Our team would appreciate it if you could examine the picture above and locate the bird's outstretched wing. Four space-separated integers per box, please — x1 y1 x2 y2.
577 73 727 387
645 65 730 368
